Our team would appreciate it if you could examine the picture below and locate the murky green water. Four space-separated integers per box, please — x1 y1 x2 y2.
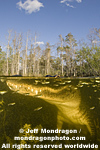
0 77 100 149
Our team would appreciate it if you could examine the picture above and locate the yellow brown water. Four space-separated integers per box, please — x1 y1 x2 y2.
0 77 100 149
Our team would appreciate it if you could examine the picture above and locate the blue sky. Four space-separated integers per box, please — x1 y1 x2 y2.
0 0 100 49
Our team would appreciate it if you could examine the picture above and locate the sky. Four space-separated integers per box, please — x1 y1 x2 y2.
0 0 100 49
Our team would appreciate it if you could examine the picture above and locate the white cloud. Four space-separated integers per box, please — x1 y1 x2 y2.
76 0 82 3
17 0 44 14
60 0 67 3
60 0 82 6
66 2 75 8
60 0 73 3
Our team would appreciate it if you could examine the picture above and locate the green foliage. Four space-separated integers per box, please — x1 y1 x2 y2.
0 47 6 75
76 45 100 76
65 32 77 47
0 29 100 77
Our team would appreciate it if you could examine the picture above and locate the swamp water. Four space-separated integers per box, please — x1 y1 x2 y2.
0 77 100 150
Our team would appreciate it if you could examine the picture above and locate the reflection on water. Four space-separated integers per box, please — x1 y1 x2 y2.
0 77 100 149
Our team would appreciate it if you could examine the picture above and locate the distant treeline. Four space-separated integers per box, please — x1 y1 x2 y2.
0 28 100 77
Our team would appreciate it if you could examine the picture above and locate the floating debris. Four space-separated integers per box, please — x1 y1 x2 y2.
81 82 89 85
54 84 59 86
0 109 3 113
87 86 90 87
92 85 97 87
94 90 97 92
95 77 100 79
0 91 7 95
45 81 50 84
98 98 100 100
8 102 15 106
42 81 50 84
41 82 45 84
77 84 83 88
95 80 100 83
74 87 78 90
59 82 66 85
35 80 39 83
34 107 42 111
65 80 71 83
90 106 95 110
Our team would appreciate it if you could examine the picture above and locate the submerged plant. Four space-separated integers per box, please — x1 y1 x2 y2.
18 124 43 150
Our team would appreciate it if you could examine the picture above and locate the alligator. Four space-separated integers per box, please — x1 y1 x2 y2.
6 79 95 137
